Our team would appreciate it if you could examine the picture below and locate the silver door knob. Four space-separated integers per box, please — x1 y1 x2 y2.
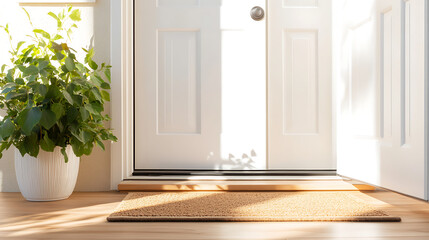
250 6 264 21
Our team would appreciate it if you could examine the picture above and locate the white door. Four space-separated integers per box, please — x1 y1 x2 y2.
134 0 267 170
268 0 334 169
134 0 333 170
334 0 427 199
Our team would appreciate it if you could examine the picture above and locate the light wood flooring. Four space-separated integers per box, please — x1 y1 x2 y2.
1 186 429 239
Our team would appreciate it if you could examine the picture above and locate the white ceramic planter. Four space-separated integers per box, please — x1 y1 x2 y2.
15 146 80 201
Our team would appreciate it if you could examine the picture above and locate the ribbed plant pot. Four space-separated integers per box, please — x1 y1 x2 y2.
14 146 80 201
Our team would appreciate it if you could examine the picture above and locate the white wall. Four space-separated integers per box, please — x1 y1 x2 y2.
334 0 428 199
0 0 112 192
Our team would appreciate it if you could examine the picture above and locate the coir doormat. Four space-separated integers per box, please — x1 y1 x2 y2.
107 191 400 222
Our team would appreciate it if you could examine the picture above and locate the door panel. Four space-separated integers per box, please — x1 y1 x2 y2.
268 0 334 169
334 0 426 199
134 0 266 170
378 0 426 198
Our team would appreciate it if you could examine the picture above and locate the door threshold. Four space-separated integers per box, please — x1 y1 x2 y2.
118 178 375 191
132 170 337 177
125 175 342 181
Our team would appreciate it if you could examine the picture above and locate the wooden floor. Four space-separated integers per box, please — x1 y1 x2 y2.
1 188 429 239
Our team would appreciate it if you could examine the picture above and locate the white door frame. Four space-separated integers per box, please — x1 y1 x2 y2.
110 0 134 189
110 0 429 197
424 0 429 200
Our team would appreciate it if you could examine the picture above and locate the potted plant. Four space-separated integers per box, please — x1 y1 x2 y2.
0 7 117 201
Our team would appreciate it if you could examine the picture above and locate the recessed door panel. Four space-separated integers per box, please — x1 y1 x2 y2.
268 0 334 169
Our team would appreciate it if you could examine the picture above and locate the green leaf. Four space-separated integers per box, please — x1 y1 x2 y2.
23 132 39 157
61 64 69 73
22 46 34 58
80 107 89 121
70 128 82 142
56 120 64 132
65 56 75 71
1 87 15 94
21 107 42 136
85 101 103 114
72 94 82 105
51 103 64 119
33 29 50 39
48 12 60 21
23 65 39 76
0 119 15 139
28 75 36 82
5 92 26 100
101 90 110 101
17 65 26 73
3 82 15 90
69 9 81 21
15 78 25 85
40 109 56 130
32 83 47 96
67 28 73 39
6 70 13 81
66 107 78 123
75 63 86 74
55 51 65 60
17 144 27 157
104 68 111 82
62 90 73 104
0 24 9 35
38 61 49 70
90 75 103 86
82 142 93 155
16 41 25 51
91 87 102 102
39 84 47 96
95 138 105 151
61 147 68 163
48 11 61 28
70 138 84 157
52 34 63 41
51 42 63 51
46 85 61 100
40 70 48 78
88 60 98 70
85 48 94 63
100 82 110 89
40 134 55 152
79 130 91 143
2 82 17 94
22 8 33 27
16 108 29 127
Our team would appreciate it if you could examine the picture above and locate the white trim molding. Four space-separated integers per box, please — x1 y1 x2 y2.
110 0 134 190
424 0 429 201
